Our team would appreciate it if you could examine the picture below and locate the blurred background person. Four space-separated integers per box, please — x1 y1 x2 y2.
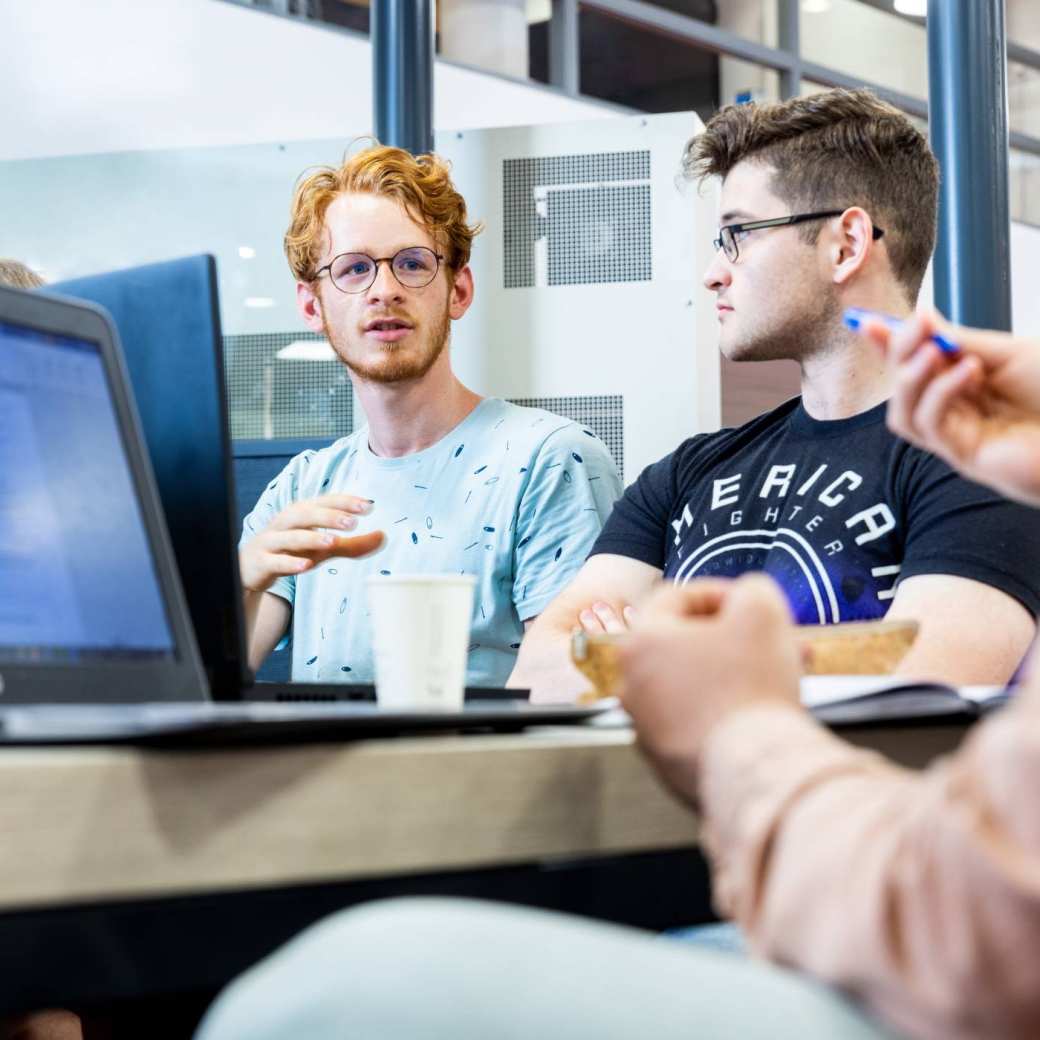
0 259 44 290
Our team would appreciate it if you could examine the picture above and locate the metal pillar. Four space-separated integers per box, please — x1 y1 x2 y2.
927 0 1012 329
549 0 580 95
372 0 435 155
778 0 801 99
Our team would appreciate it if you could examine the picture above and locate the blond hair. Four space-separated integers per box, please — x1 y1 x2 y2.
0 259 45 289
285 145 482 282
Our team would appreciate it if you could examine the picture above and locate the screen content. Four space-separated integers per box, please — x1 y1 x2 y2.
0 320 175 661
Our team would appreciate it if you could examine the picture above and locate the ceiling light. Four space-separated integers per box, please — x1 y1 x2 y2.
275 340 336 361
801 0 831 12
893 0 927 16
244 296 275 308
238 246 256 259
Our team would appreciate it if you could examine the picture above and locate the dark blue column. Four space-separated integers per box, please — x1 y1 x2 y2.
927 0 1011 330
372 0 434 155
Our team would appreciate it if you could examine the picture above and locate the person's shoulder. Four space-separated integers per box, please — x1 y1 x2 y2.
665 397 799 465
487 399 610 456
886 428 959 484
485 398 572 433
891 436 1027 512
693 396 800 448
723 395 802 441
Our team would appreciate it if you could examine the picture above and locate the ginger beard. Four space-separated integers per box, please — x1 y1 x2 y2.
321 286 452 385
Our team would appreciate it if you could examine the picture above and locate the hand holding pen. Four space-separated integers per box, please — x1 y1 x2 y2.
844 307 1040 509
844 306 960 355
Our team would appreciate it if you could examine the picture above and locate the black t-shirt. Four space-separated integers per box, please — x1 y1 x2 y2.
592 397 1040 624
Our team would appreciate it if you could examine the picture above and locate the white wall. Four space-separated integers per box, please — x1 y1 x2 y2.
440 0 529 80
718 0 779 108
1012 220 1040 334
441 112 720 477
800 0 927 99
0 0 613 163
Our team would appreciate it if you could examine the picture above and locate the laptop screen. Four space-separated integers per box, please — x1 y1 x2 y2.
0 320 175 663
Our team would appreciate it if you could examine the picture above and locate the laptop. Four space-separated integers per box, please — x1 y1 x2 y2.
0 283 599 742
0 284 209 704
52 255 471 703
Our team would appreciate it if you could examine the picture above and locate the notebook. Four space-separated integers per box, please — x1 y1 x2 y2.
0 284 600 741
588 677 1010 730
800 675 1009 725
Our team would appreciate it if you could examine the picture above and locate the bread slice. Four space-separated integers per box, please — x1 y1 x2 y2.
570 617 920 701
799 618 919 675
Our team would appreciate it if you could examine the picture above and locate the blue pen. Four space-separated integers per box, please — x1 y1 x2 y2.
842 307 959 355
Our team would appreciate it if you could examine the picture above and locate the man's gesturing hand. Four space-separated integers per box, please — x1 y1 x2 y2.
619 575 803 808
239 494 385 594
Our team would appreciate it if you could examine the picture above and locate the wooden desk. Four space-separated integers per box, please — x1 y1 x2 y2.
0 717 971 1016
0 727 696 912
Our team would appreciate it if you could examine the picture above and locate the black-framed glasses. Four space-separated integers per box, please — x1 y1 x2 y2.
315 246 445 294
713 210 885 263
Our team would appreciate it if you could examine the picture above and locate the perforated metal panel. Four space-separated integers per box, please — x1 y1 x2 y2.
223 332 354 440
503 151 652 289
546 185 651 286
507 394 623 476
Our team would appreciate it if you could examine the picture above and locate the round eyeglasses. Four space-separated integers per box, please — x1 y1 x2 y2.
314 246 445 294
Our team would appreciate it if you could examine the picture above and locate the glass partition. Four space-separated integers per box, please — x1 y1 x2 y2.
1 139 360 440
800 0 926 101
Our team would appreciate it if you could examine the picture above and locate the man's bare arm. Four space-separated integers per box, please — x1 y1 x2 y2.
244 591 292 674
886 572 1036 684
238 494 385 674
509 554 661 703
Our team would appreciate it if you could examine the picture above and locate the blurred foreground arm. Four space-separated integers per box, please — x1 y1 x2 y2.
622 575 1040 1040
855 311 1040 684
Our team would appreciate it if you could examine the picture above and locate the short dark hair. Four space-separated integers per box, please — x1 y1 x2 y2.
684 88 939 301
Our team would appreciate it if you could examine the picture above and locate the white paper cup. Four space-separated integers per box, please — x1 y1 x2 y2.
366 574 477 710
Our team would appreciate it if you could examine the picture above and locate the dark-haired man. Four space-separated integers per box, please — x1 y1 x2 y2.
511 87 1040 700
197 309 1040 1036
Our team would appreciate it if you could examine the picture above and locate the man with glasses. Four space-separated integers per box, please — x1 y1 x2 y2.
198 310 1040 1040
511 87 1040 700
238 146 621 685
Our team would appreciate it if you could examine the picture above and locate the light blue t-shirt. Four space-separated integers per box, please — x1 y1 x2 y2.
241 399 622 686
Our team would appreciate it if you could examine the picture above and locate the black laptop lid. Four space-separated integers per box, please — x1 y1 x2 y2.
50 257 250 697
0 285 207 703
